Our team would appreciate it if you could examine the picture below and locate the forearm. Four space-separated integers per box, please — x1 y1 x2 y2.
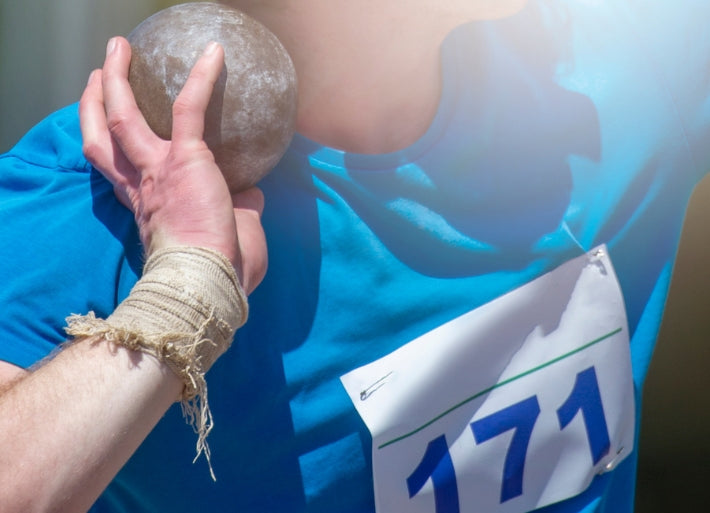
0 34 267 511
0 245 247 511
0 336 182 513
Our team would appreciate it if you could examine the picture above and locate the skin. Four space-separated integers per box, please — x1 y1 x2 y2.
231 0 528 153
0 1 526 510
0 40 266 512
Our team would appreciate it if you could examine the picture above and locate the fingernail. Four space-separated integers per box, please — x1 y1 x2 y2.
106 37 117 56
204 41 220 55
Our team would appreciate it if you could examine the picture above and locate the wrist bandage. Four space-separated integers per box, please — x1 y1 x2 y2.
65 246 248 479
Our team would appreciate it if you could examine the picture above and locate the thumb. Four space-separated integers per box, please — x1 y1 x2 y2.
233 187 267 295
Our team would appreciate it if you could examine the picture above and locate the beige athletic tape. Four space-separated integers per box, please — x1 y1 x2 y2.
66 246 248 480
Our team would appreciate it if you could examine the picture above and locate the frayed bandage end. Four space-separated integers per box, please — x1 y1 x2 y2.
65 246 248 480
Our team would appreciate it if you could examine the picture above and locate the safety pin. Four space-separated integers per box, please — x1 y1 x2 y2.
360 372 393 401
598 446 625 474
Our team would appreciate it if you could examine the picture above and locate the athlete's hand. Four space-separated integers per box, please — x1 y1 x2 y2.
79 37 266 294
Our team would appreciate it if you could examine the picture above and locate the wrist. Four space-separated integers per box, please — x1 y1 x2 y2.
65 246 247 479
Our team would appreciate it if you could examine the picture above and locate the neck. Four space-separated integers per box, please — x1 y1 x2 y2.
233 0 527 154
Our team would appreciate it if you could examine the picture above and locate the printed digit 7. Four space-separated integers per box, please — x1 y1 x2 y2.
470 396 541 503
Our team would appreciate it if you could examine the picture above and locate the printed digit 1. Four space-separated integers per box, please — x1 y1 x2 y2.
470 396 541 503
406 434 460 513
557 366 611 465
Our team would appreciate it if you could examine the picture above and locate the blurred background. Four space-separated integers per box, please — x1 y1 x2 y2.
0 0 177 148
1 0 707 510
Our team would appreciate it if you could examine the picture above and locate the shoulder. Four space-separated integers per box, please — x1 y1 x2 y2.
0 105 141 369
3 103 90 172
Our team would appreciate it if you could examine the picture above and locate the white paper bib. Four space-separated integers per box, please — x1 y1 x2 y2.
341 246 634 513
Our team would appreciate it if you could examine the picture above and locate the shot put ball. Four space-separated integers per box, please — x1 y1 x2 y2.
127 2 297 192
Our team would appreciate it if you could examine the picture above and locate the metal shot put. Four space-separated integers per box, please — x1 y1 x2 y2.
127 2 297 192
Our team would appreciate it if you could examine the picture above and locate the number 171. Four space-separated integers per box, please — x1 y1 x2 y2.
406 366 611 512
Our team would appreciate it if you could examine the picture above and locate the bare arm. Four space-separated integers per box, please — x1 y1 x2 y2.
0 361 26 389
0 337 182 512
0 37 267 512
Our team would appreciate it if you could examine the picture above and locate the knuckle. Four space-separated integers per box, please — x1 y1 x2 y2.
106 109 131 135
171 97 190 118
172 94 197 119
82 139 104 166
187 62 215 87
234 187 265 215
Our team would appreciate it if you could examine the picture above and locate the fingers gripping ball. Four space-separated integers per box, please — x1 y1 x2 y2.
127 2 298 192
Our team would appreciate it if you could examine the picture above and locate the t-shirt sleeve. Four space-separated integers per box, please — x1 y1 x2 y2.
0 104 141 369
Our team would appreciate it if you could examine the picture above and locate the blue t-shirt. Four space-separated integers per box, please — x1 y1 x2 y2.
1 1 708 511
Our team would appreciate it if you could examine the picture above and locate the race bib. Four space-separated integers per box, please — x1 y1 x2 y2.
341 246 634 513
